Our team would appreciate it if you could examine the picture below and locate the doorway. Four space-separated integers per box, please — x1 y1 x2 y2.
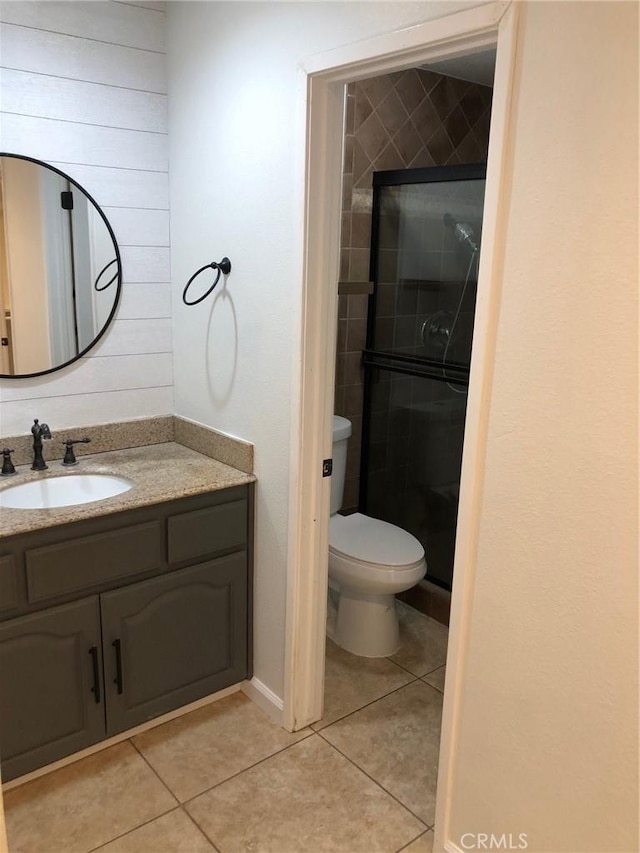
315 69 491 840
285 2 519 848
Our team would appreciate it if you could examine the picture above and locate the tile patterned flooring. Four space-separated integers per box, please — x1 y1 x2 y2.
4 603 447 853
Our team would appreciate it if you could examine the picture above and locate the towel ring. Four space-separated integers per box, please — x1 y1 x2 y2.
94 258 119 292
182 257 232 306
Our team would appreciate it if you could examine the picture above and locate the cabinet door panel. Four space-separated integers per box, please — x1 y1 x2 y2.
102 554 247 735
0 597 104 781
0 555 19 618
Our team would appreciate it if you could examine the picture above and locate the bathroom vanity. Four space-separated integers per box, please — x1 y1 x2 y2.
0 443 254 782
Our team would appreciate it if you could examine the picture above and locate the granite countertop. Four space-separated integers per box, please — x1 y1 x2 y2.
0 442 255 539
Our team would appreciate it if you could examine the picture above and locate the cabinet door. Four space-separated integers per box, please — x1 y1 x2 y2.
102 554 247 735
0 597 104 781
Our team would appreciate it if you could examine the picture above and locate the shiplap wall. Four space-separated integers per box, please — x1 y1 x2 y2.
0 1 172 435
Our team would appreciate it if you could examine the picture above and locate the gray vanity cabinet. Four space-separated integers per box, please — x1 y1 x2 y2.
0 597 105 781
0 483 253 782
101 554 247 735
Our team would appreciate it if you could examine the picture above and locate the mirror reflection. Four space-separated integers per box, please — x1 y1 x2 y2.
0 154 121 378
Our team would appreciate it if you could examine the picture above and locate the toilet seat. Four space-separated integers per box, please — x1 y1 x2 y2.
329 513 424 570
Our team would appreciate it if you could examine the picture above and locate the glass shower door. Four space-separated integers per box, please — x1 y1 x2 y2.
361 164 486 590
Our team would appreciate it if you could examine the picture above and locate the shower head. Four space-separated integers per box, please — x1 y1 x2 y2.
444 213 478 252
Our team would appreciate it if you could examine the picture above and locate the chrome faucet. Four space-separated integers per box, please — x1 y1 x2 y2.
31 419 52 471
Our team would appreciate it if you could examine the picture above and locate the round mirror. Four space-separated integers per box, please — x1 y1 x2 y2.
0 153 121 378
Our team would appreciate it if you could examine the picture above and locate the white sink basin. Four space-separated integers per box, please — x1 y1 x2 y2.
0 474 133 509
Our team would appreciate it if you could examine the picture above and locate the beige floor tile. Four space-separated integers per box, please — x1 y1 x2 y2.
4 741 177 853
312 638 415 731
96 808 215 853
390 602 449 677
422 665 446 693
133 692 310 802
186 734 425 853
321 680 442 825
403 829 434 852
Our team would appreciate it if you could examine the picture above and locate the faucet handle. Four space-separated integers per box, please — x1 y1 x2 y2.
1 448 16 476
32 419 52 439
61 437 91 466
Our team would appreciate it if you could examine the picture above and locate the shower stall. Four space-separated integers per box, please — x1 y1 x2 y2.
360 164 486 591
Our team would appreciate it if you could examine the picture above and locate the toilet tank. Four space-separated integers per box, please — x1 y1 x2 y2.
331 416 352 515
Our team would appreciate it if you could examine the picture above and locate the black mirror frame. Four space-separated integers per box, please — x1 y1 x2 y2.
0 152 123 380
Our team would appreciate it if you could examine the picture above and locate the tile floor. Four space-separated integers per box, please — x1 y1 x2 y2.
4 602 447 853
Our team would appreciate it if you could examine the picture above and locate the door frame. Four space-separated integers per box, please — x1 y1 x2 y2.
285 1 521 847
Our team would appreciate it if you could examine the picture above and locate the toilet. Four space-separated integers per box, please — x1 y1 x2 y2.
327 415 426 657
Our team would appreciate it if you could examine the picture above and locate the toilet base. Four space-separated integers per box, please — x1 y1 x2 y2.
328 588 400 658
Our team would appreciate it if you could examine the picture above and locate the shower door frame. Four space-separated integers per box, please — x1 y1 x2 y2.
286 3 520 850
360 163 487 590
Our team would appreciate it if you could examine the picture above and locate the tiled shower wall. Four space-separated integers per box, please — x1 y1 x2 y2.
335 68 492 511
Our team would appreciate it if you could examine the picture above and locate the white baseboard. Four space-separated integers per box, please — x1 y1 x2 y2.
241 677 284 727
444 841 464 853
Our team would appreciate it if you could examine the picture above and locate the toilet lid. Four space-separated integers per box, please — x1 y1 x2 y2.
329 513 424 568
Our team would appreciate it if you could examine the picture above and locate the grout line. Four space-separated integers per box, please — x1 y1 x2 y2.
311 673 418 732
102 205 169 212
87 352 172 359
387 655 427 678
129 737 181 805
182 730 317 807
316 728 430 829
0 21 165 54
182 805 222 853
115 316 169 321
48 161 167 175
420 678 445 696
0 110 168 136
86 805 182 853
2 384 173 407
118 244 170 249
395 828 435 852
85 350 170 358
113 1 166 14
422 663 446 677
122 281 171 286
111 317 170 322
1 65 167 96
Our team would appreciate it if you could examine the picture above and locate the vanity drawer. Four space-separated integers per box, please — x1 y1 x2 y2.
26 521 163 603
168 499 247 564
0 555 19 617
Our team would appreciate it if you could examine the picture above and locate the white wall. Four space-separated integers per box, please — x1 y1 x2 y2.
168 0 638 849
166 0 482 705
445 2 638 851
3 2 632 847
0 1 172 434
